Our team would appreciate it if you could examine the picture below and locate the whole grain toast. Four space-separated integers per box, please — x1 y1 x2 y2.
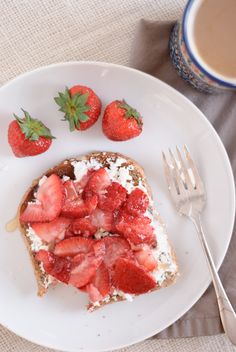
18 151 178 307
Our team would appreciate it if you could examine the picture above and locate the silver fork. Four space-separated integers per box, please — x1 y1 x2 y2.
162 145 236 345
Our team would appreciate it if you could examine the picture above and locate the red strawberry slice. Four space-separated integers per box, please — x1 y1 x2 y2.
71 218 97 237
61 193 98 218
63 180 78 200
36 174 62 205
90 208 114 232
86 283 103 303
69 252 102 288
20 204 48 223
115 211 156 245
93 240 106 258
101 236 132 269
71 253 86 266
62 175 97 219
91 261 110 297
78 285 88 293
74 169 96 193
35 250 71 284
84 168 111 195
20 174 64 223
112 258 156 294
124 188 149 216
54 237 93 257
98 182 127 211
31 217 71 243
134 245 158 271
64 227 75 239
69 241 108 290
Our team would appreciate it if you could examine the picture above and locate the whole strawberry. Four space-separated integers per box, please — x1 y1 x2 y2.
102 100 143 141
54 85 101 131
8 109 54 158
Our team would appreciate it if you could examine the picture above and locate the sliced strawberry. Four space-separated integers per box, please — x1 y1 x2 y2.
124 188 149 216
64 227 75 239
85 193 98 212
90 208 114 232
35 249 52 267
20 203 48 223
101 236 132 269
69 252 102 288
93 240 106 258
35 250 71 284
115 211 155 245
84 193 98 212
91 261 110 297
78 285 88 293
54 237 93 257
134 245 158 271
85 283 103 303
61 196 87 218
63 180 78 200
36 174 63 205
71 217 97 237
113 258 156 294
62 175 97 219
31 217 71 243
98 182 127 211
61 193 97 218
74 169 96 193
71 253 86 266
84 168 111 195
20 174 64 223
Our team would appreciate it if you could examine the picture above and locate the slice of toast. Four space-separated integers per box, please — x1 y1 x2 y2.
18 151 178 308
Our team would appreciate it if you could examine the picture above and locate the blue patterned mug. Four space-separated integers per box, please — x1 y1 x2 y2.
169 0 236 93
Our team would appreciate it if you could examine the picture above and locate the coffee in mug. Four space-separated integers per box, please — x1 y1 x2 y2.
169 0 236 92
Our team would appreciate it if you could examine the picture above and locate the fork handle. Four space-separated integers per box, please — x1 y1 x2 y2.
190 212 236 345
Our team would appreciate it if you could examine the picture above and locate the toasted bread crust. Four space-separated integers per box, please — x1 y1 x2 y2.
18 151 178 304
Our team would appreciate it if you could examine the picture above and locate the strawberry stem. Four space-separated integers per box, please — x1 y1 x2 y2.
14 109 55 141
54 87 90 131
119 100 142 127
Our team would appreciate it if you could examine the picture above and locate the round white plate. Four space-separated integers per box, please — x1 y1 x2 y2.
0 62 235 352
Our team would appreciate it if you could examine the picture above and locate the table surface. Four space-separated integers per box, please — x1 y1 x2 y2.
0 1 235 351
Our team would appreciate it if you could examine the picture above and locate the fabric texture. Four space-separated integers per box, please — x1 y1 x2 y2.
0 1 236 351
0 0 185 87
130 19 236 339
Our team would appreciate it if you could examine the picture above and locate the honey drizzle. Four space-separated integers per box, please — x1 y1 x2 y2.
5 214 19 232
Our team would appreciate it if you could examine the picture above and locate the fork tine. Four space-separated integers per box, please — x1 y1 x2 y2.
162 151 180 195
184 145 205 191
175 146 194 189
168 148 187 195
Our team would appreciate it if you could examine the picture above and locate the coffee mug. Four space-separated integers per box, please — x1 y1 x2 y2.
169 0 236 93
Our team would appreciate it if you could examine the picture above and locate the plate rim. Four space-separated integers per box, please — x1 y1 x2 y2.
0 60 235 352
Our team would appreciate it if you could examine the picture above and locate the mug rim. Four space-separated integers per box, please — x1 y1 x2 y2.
182 0 236 89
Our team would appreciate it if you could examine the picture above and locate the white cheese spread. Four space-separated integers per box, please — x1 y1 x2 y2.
26 226 49 252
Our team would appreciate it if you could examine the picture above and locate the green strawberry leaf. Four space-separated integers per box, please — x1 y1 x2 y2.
119 100 143 127
54 87 91 131
14 110 55 140
79 113 90 122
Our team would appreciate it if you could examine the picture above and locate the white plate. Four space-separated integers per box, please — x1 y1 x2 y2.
0 62 235 352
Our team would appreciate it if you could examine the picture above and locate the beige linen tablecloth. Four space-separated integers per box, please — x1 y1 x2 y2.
0 1 235 351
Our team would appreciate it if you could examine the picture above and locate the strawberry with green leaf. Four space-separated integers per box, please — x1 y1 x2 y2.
102 100 143 141
54 85 101 131
8 109 55 158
